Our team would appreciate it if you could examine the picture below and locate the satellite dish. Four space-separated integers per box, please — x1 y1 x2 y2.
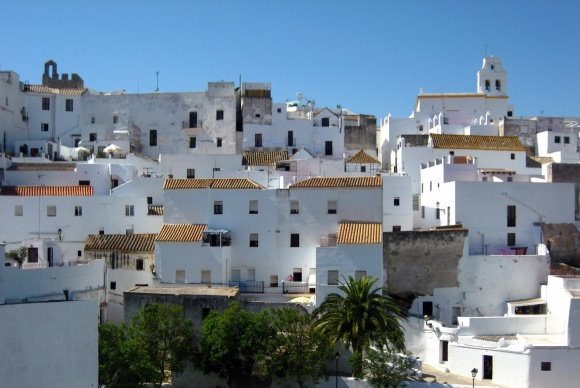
296 92 303 101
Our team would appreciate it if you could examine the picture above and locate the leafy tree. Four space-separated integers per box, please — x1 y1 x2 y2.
196 301 274 387
312 276 407 376
260 308 333 388
7 246 28 268
363 346 417 388
98 304 195 388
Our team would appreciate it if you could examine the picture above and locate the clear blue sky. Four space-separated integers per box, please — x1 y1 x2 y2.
2 0 579 120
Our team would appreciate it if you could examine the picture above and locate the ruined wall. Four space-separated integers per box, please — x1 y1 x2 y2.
344 114 377 151
547 163 580 221
542 223 580 265
384 229 468 297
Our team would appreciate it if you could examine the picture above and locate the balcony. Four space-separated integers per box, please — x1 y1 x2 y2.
228 280 265 293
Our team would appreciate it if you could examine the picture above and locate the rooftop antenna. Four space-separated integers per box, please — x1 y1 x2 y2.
155 71 159 92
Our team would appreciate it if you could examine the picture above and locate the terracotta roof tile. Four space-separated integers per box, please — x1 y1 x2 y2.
290 176 382 188
84 234 156 253
243 150 289 166
147 205 164 216
163 178 263 190
346 150 380 164
23 84 86 96
0 186 93 196
430 134 526 151
337 222 382 244
8 163 77 172
156 224 206 242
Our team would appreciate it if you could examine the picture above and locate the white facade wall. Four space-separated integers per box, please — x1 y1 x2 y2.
80 83 237 158
156 242 227 284
536 130 580 163
159 154 243 179
382 174 413 231
0 300 98 388
106 268 155 323
0 71 26 153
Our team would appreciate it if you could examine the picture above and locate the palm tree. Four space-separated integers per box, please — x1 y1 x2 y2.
312 275 407 375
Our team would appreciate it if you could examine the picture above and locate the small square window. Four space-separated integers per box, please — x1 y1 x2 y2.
361 166 366 172
89 133 97 142
47 205 56 217
125 205 134 216
216 110 224 120
290 233 300 247
77 250 82 257
321 117 330 127
136 259 144 271
91 116 96 124
394 197 400 206
249 200 258 214
41 123 49 132
147 196 153 205
507 232 516 246
270 275 279 288
564 136 570 144
15 205 23 216
216 137 222 147
255 113 261 118
355 270 367 281
290 200 299 214
555 136 561 144
328 270 339 285
277 108 282 113
214 201 223 214
74 206 82 216
110 281 116 290
327 200 337 214
65 99 74 112
507 110 513 117
249 233 259 247
113 115 118 124
392 225 401 232
510 153 515 160
187 168 195 178
42 97 50 110
540 362 551 371
189 136 196 149
507 176 513 182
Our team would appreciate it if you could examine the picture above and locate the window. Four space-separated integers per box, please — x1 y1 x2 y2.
110 281 116 290
147 196 153 205
290 233 300 247
149 129 157 146
418 124 424 132
485 80 490 91
201 270 211 284
270 275 279 287
187 168 195 178
78 250 82 257
175 270 185 283
394 197 400 206
189 111 197 128
430 181 432 191
125 205 134 216
28 247 39 263
540 362 551 371
89 133 97 141
482 176 488 182
189 136 196 148
255 133 262 148
42 97 50 110
249 200 258 214
328 270 339 285
510 153 515 160
564 136 570 144
136 259 144 271
249 233 259 247
277 108 282 113
247 268 256 281
216 137 222 147
421 206 425 219
214 201 223 214
507 176 513 182
290 200 299 214
47 205 56 217
293 268 302 282
436 207 440 220
255 113 261 118
355 270 367 281
325 141 333 156
287 130 294 146
41 123 49 132
392 225 401 232
495 79 501 91
91 116 96 124
216 110 224 120
14 205 23 216
555 136 561 144
507 110 513 117
79 180 90 186
449 151 455 156
327 200 337 214
507 205 516 227
113 115 118 124
361 166 366 172
507 233 516 246
423 301 433 317
65 99 73 112
413 195 420 211
321 117 330 127
74 206 82 216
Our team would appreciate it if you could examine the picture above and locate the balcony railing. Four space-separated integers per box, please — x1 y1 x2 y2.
228 280 264 293
282 281 309 294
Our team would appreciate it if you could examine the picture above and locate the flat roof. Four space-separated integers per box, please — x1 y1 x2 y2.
126 285 238 297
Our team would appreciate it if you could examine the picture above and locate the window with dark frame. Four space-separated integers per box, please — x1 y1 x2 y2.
65 99 73 112
147 197 153 205
327 200 337 214
189 136 196 148
392 225 401 232
507 232 516 246
321 117 330 127
41 123 49 132
47 205 56 217
290 233 300 247
255 133 262 148
189 111 197 128
136 259 144 271
216 137 222 147
186 168 195 178
249 233 259 247
394 197 400 206
564 136 570 144
249 200 258 214
74 206 82 216
510 153 515 160
555 136 561 144
328 270 339 285
110 281 117 290
216 110 224 120
42 97 50 110
149 129 157 146
214 201 223 214
113 115 118 124
290 200 299 214
89 133 97 141
125 205 134 216
325 141 333 156
507 205 516 227
540 362 551 371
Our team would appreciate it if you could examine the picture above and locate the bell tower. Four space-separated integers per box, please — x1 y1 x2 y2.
477 55 507 96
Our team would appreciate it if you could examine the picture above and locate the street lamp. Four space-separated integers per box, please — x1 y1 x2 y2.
334 352 341 388
471 367 478 388
57 228 62 242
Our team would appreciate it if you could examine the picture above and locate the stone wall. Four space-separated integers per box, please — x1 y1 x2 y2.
542 223 580 265
384 229 468 298
547 163 580 221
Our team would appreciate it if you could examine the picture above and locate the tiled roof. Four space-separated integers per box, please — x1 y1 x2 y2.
430 134 526 151
147 205 164 216
243 150 289 166
8 163 77 171
0 186 93 196
338 222 382 244
84 234 156 253
156 224 206 242
290 176 382 188
346 150 380 164
23 84 86 96
163 178 263 190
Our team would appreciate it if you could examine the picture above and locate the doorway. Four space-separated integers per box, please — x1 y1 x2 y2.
483 355 493 379
47 247 53 267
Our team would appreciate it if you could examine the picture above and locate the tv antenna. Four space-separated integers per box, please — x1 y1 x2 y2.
155 71 159 92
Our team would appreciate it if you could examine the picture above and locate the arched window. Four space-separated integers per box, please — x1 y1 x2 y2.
485 80 490 92
495 80 501 91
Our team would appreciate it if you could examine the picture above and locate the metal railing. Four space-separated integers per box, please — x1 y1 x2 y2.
228 280 265 293
282 281 309 294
